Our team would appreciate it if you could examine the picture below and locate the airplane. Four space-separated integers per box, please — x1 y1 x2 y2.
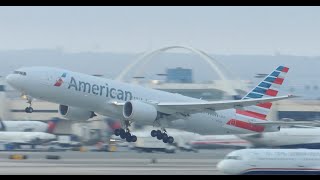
238 127 320 149
217 148 320 175
0 117 60 133
0 120 48 132
0 118 59 149
190 134 252 149
0 131 56 148
5 65 297 144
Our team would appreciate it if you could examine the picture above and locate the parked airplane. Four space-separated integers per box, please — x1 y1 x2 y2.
238 127 320 149
217 148 320 175
6 66 296 144
0 132 56 148
190 135 252 149
0 118 59 133
0 118 59 148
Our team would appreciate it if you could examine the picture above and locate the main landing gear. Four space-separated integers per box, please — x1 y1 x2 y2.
114 120 137 143
151 129 174 144
114 128 137 142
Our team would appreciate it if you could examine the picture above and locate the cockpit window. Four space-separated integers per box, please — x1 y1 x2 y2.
13 71 27 76
225 155 242 160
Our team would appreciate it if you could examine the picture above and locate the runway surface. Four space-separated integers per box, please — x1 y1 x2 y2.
0 149 233 175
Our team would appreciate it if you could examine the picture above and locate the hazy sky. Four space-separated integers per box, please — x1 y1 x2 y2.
1 6 320 56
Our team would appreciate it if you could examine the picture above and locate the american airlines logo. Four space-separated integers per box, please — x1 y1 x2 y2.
67 77 133 101
54 73 67 87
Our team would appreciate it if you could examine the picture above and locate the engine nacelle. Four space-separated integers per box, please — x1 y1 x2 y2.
59 105 95 121
123 100 158 123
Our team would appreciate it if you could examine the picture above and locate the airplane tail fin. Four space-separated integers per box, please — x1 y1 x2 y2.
237 66 290 121
46 117 60 133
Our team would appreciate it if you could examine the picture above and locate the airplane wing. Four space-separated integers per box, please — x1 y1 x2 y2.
110 95 295 116
156 95 295 115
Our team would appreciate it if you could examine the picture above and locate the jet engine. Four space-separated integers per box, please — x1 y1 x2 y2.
59 105 96 121
123 100 158 123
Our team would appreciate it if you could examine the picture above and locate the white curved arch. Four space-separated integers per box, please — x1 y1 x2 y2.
117 45 228 81
115 45 238 95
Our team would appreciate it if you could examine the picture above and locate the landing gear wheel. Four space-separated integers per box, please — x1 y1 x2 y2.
156 130 161 135
157 133 163 140
131 135 137 142
120 129 126 139
25 107 33 113
126 135 132 142
125 132 131 138
120 129 125 135
163 137 168 143
151 130 157 137
162 133 168 140
114 129 121 136
167 136 174 144
120 134 126 139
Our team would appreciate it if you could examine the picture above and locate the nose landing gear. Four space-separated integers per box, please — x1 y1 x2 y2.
24 98 33 113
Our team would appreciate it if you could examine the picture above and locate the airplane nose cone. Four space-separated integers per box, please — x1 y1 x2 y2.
6 74 21 90
217 160 229 174
5 74 14 85
216 161 224 171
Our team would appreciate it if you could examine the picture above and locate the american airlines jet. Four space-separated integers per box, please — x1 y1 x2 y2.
5 66 295 144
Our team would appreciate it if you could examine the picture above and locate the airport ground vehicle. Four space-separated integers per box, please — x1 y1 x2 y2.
129 136 176 153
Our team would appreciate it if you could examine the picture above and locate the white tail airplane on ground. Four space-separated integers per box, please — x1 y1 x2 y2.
0 118 59 133
6 65 297 144
217 148 320 175
0 131 56 147
0 118 59 148
0 120 48 132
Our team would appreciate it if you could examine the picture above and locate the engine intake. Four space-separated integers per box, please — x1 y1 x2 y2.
123 100 158 123
59 105 95 121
